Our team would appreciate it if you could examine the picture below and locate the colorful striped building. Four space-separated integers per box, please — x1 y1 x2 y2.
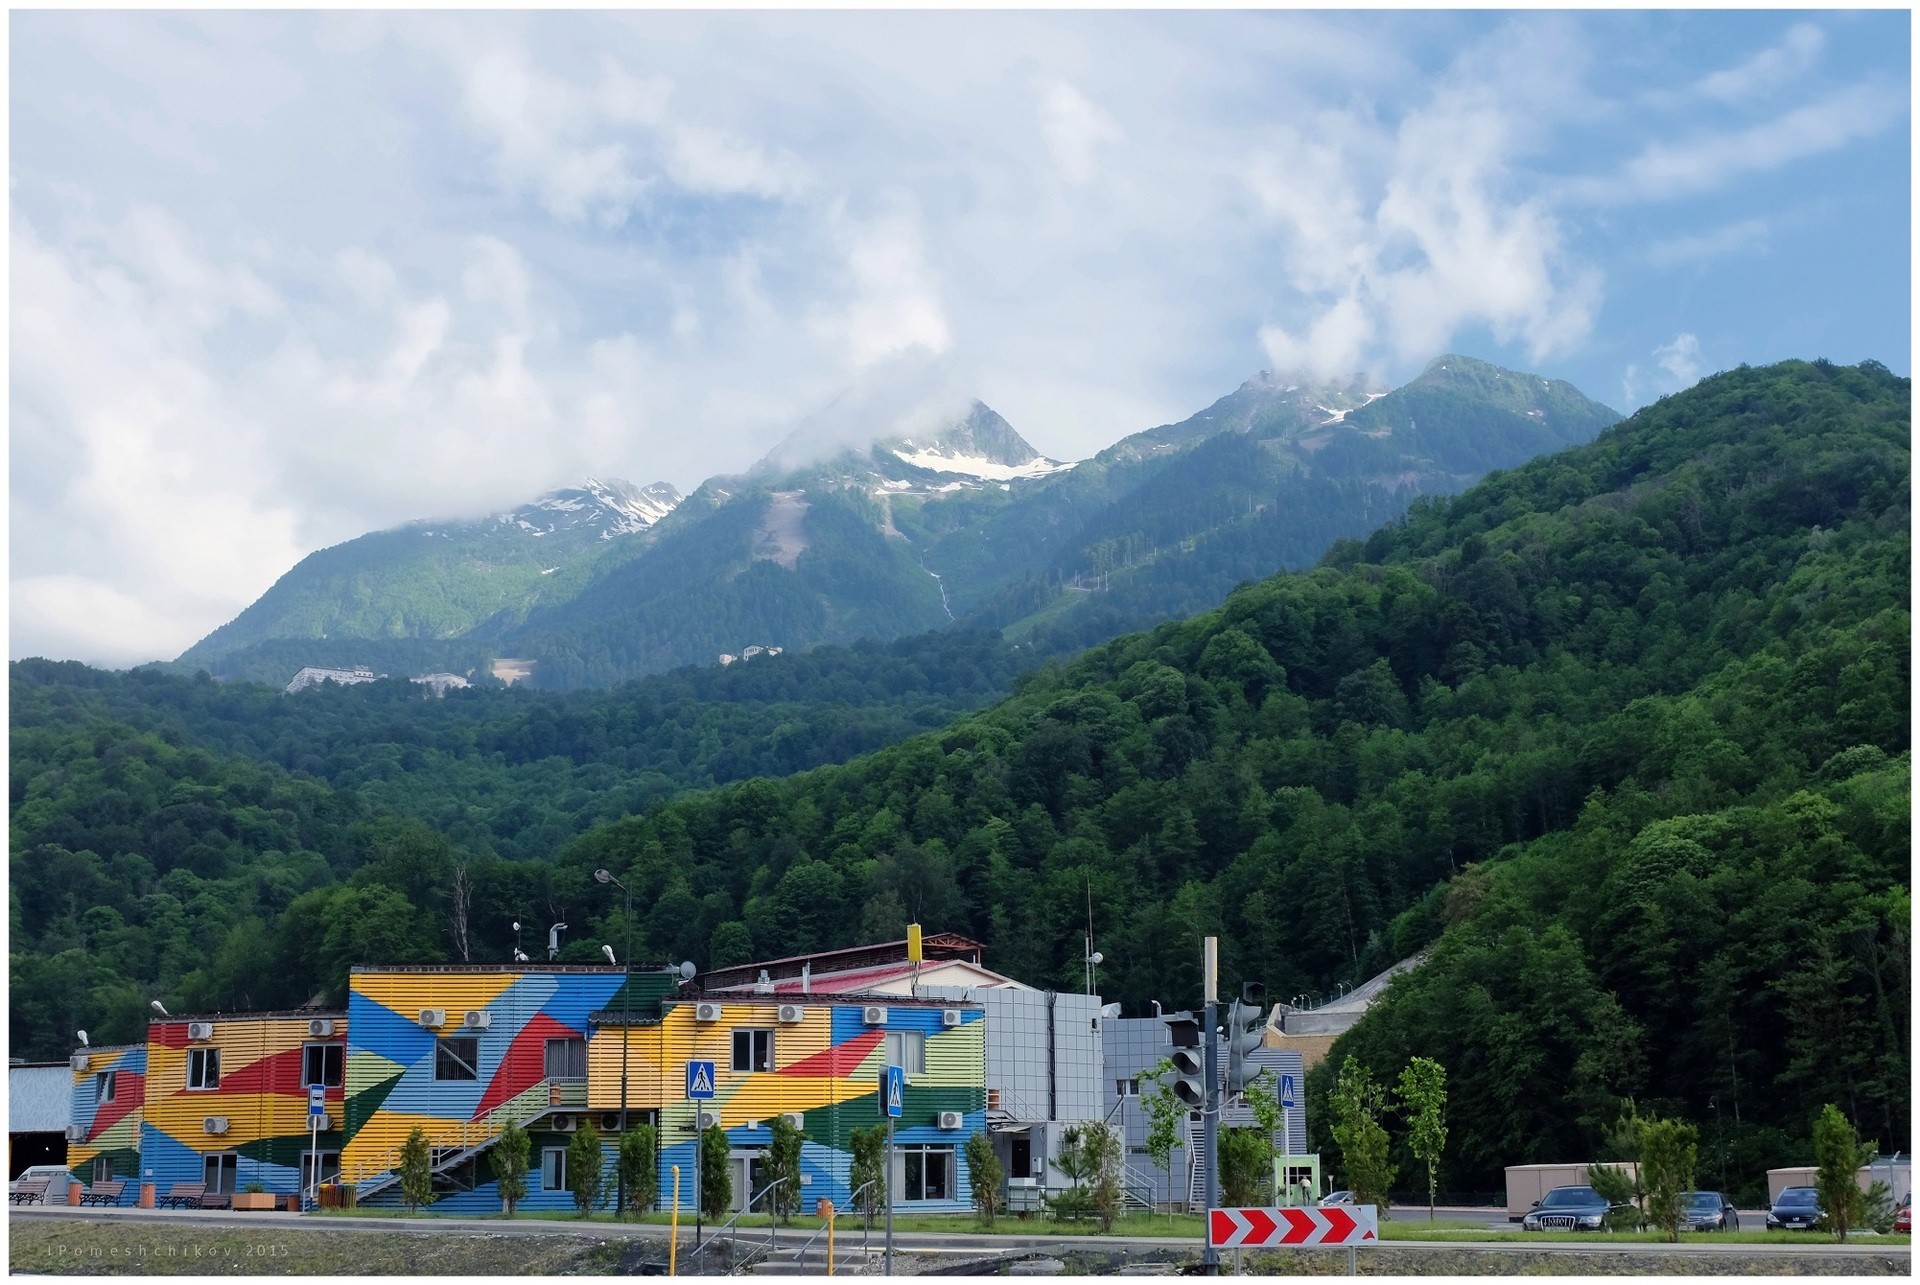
139 1011 348 1203
66 1042 145 1200
67 962 989 1214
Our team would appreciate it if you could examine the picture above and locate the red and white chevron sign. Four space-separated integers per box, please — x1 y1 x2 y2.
1209 1204 1379 1247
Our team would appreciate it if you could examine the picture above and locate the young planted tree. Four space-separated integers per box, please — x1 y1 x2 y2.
1243 1068 1284 1200
494 1120 531 1216
1218 1128 1272 1208
1328 1059 1396 1214
1087 1125 1123 1233
1637 1117 1698 1243
1591 1100 1647 1230
699 1123 732 1220
1050 1122 1101 1221
766 1114 804 1225
964 1131 1004 1228
398 1126 435 1214
1812 1104 1874 1241
1139 1061 1186 1220
848 1125 887 1227
566 1119 605 1217
617 1123 659 1216
1396 1057 1448 1223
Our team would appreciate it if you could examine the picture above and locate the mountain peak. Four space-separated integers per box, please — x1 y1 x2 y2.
876 402 1069 481
513 477 682 537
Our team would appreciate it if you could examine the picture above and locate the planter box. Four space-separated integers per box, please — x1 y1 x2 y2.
232 1192 277 1211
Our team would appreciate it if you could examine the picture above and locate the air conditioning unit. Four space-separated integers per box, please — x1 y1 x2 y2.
937 1111 963 1131
780 1112 804 1129
65 1123 86 1142
418 1009 446 1028
776 1004 804 1024
941 1009 963 1028
462 1010 492 1030
697 1110 720 1130
310 1111 332 1131
70 1053 89 1072
186 1021 215 1041
862 1005 888 1026
307 1019 334 1038
204 1117 230 1135
601 1114 620 1132
694 1002 722 1023
552 1115 577 1133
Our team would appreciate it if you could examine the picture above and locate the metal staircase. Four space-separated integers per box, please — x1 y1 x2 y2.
340 1081 556 1199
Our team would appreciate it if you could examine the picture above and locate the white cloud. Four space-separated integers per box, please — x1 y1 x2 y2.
1252 28 1602 379
1579 82 1904 204
1041 82 1125 185
1622 331 1704 407
1644 218 1770 267
823 207 952 368
1695 23 1824 103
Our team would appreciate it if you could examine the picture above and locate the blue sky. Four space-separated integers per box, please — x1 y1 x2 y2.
10 10 1910 665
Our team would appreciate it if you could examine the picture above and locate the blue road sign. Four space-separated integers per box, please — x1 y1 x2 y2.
882 1065 904 1119
1279 1073 1297 1109
307 1084 327 1119
687 1060 717 1100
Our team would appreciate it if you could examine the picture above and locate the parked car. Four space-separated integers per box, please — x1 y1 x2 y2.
1681 1190 1739 1232
1522 1185 1614 1231
1318 1190 1357 1207
1893 1203 1909 1234
1766 1186 1822 1231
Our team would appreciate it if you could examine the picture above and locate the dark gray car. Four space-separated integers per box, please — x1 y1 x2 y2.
1766 1186 1822 1231
1522 1185 1613 1231
1681 1190 1739 1231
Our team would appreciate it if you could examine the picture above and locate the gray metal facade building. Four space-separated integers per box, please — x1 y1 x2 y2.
922 985 1104 1206
1103 1016 1309 1210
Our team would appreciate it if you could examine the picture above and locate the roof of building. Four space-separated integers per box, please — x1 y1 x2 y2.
10 1064 72 1132
698 932 987 991
350 963 641 975
707 957 1024 997
588 991 978 1025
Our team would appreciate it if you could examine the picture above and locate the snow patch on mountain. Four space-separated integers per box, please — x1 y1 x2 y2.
505 477 683 538
887 447 1072 481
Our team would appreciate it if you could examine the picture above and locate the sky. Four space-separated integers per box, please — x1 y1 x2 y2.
10 9 1911 668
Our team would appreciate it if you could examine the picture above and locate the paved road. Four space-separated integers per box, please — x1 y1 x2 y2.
12 1206 1908 1259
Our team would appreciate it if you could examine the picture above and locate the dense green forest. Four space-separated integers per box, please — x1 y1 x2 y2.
13 630 1024 864
10 359 1906 1194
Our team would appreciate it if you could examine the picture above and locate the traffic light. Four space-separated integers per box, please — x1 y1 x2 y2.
1161 1010 1206 1108
1225 983 1266 1094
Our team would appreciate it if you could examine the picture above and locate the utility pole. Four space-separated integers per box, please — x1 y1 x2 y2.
1202 936 1220 1274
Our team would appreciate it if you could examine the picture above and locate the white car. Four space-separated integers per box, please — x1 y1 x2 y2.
1319 1189 1357 1207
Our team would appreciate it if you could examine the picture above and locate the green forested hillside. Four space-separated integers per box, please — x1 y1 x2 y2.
10 359 1905 1190
13 630 1024 864
556 358 1907 1185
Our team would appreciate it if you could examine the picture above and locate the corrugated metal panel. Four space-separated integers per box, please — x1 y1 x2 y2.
921 1021 984 1088
10 1065 72 1132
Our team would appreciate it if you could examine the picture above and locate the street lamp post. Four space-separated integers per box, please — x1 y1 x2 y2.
595 869 633 1217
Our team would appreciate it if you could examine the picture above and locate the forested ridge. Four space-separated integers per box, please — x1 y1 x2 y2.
9 359 1906 1194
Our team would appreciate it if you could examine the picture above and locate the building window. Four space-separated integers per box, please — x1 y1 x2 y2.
1115 1078 1140 1098
883 1030 925 1076
731 1029 773 1073
96 1070 117 1104
187 1047 221 1091
92 1156 114 1184
303 1043 344 1088
435 1037 480 1082
203 1153 238 1194
300 1151 340 1192
541 1147 568 1192
900 1145 953 1201
544 1037 587 1081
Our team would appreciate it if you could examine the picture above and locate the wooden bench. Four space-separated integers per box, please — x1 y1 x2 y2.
199 1191 232 1210
156 1182 204 1209
9 1178 50 1205
79 1179 125 1206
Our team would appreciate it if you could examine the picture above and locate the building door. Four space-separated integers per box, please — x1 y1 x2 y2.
1009 1132 1033 1179
729 1152 771 1213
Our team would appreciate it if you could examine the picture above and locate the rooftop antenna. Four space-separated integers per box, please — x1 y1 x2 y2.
548 922 568 961
1082 877 1102 996
678 961 697 984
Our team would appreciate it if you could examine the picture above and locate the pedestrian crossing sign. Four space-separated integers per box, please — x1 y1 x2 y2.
687 1060 717 1100
881 1065 904 1118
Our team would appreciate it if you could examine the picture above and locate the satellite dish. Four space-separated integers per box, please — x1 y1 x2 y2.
678 961 697 981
